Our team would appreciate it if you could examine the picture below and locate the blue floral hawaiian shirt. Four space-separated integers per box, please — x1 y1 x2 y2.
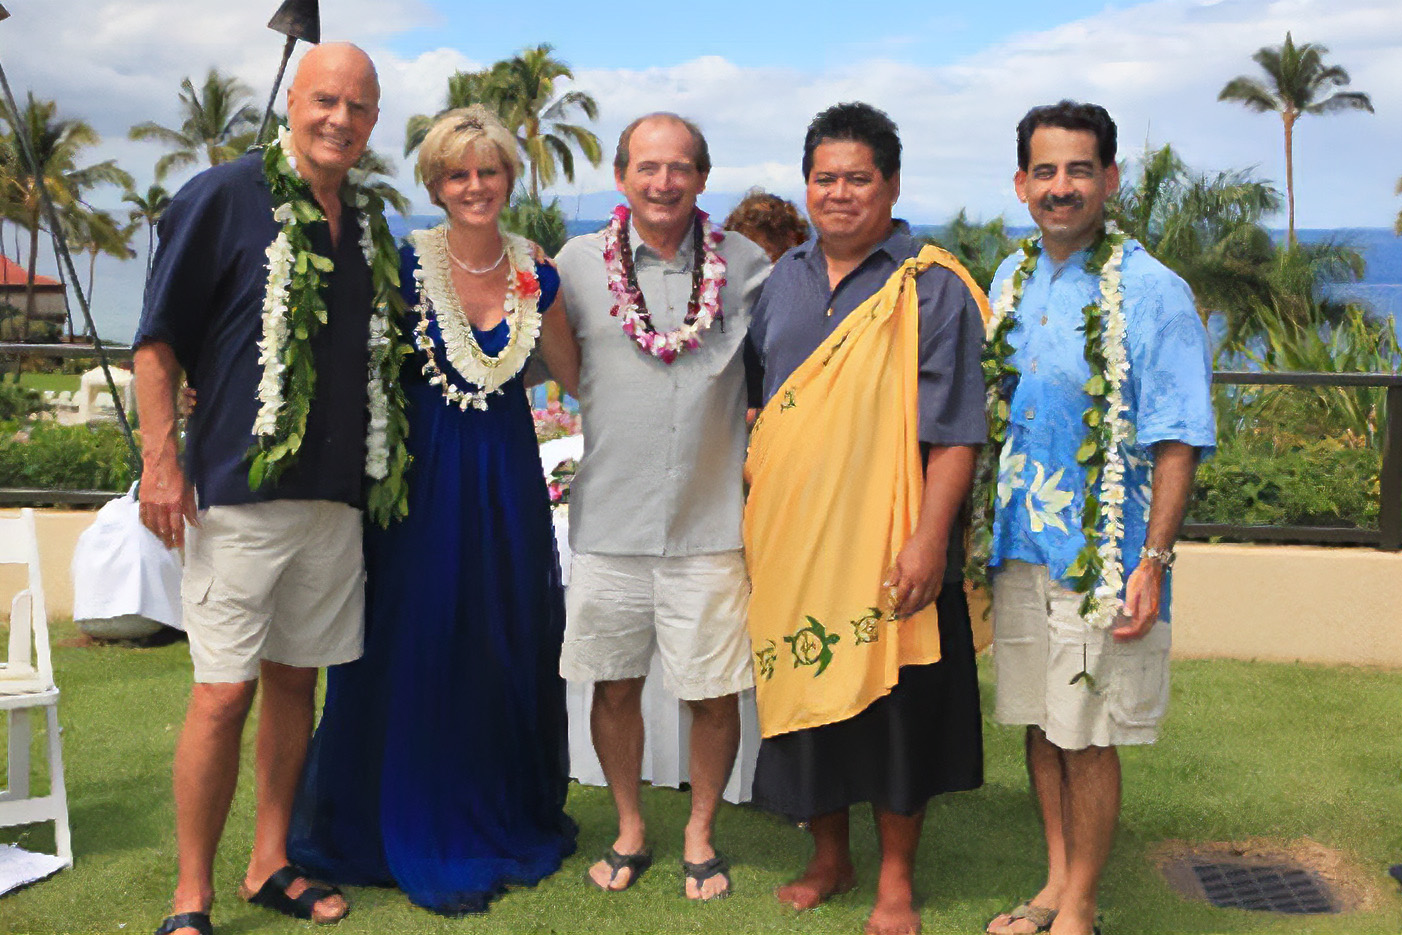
987 239 1216 615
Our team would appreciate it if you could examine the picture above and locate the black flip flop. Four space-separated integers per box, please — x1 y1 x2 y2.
239 865 347 924
154 911 212 935
590 846 653 891
682 852 731 901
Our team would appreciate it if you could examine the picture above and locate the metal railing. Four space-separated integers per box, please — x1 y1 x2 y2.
1180 371 1402 551
3 362 1401 548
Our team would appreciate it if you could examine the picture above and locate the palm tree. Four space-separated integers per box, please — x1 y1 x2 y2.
0 93 132 340
122 182 171 281
1395 175 1401 236
62 206 136 324
1218 32 1374 246
492 45 603 199
354 148 412 217
129 68 259 180
405 45 602 199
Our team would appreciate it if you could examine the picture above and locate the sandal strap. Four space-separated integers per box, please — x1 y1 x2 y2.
154 912 212 935
682 853 730 883
1008 901 1058 929
602 846 652 875
246 864 343 921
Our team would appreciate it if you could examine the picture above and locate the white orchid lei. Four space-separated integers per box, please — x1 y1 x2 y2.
602 205 726 363
968 223 1132 628
252 127 412 527
408 226 542 410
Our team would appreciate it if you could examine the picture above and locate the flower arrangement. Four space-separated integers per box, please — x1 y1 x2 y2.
533 401 581 442
547 457 577 506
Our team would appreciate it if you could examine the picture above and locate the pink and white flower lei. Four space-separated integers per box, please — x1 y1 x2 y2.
602 204 726 364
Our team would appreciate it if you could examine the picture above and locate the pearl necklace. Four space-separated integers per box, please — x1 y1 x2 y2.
446 236 506 275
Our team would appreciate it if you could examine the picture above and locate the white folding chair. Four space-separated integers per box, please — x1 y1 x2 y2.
0 508 71 868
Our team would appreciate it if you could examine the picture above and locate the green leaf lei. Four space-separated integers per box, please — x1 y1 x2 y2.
250 131 412 527
967 225 1131 622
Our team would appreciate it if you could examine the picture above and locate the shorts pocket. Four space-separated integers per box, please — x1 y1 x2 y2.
1109 645 1170 729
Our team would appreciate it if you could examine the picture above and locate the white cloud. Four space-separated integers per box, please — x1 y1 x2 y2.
4 0 1398 338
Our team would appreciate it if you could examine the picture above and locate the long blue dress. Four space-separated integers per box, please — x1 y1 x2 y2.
288 245 576 915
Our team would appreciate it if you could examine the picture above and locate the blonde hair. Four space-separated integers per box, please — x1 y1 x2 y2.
417 105 522 206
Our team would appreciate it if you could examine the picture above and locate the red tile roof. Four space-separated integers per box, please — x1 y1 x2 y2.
0 254 61 287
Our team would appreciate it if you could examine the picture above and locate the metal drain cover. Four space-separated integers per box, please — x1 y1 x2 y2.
1163 856 1339 914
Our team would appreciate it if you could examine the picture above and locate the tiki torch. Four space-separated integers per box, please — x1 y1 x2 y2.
255 0 321 145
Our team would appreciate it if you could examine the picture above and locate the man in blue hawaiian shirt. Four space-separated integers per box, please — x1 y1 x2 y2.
983 101 1215 935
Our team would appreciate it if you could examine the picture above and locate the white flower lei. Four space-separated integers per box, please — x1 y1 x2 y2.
252 127 411 523
602 205 726 364
978 224 1132 629
408 226 542 411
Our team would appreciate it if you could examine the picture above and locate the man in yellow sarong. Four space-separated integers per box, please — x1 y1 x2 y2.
744 102 988 935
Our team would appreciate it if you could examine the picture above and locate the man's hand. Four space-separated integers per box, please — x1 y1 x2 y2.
139 460 197 549
1112 560 1163 641
884 532 946 618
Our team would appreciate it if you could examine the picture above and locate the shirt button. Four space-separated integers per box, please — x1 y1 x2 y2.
1025 408 1035 420
1040 315 1048 326
1030 360 1038 373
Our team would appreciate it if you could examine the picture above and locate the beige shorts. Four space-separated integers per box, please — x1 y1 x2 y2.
182 500 365 683
560 551 755 701
992 560 1171 750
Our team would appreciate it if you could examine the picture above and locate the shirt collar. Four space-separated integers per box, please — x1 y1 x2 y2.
629 214 697 268
795 219 914 277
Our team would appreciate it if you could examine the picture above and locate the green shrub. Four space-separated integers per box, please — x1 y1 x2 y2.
0 381 43 421
0 422 136 490
1190 439 1379 529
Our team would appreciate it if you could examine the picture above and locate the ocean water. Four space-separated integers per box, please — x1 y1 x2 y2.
35 216 1402 346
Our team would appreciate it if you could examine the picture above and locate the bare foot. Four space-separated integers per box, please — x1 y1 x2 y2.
240 869 347 923
775 860 857 910
865 890 921 935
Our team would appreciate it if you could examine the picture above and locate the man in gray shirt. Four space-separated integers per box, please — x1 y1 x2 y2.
554 112 769 901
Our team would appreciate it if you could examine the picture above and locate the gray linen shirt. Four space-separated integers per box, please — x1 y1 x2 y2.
556 220 770 556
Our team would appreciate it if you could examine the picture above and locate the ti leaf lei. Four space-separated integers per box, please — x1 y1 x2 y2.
967 223 1132 628
251 127 413 527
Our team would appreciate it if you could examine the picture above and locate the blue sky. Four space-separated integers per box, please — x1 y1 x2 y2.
380 1 1121 71
4 0 1399 337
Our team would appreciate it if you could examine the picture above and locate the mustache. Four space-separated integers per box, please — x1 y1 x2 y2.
1039 193 1084 211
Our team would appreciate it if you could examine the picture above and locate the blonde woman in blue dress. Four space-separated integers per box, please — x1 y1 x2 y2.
289 106 580 915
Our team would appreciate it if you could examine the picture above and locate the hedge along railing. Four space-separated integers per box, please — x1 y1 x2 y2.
4 362 1402 546
1 343 137 506
1181 371 1402 551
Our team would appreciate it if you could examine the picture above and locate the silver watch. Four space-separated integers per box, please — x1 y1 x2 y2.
1140 546 1176 568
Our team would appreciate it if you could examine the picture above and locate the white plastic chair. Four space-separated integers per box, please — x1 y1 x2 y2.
0 508 71 868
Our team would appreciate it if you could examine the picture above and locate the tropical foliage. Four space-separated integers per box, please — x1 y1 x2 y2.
501 191 569 256
128 68 259 180
0 93 132 340
926 210 1015 291
1218 32 1374 246
405 44 603 200
122 182 171 281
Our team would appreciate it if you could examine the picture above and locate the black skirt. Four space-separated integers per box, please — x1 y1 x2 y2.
750 585 984 821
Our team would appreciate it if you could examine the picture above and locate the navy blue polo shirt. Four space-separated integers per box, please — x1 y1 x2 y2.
134 153 373 509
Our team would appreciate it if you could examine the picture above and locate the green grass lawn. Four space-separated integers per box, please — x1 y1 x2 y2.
13 374 82 395
2 621 1400 934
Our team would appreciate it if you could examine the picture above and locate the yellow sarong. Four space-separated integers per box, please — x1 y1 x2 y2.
744 246 989 739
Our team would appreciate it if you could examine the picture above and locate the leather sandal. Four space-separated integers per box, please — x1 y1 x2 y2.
154 911 212 935
682 852 731 901
238 865 347 924
589 846 653 891
987 900 1057 934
